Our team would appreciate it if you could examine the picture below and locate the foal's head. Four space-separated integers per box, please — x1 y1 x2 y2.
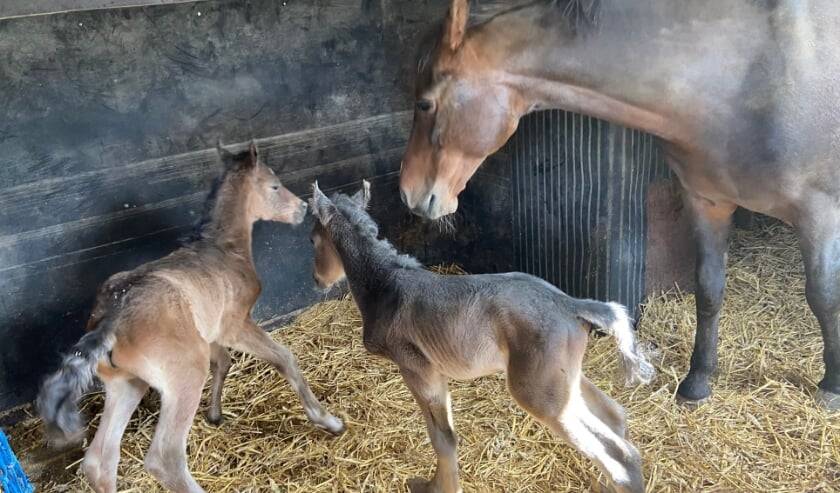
399 0 528 219
216 141 307 225
308 181 372 289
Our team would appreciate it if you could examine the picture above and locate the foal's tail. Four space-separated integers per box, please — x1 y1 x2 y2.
574 300 656 386
36 316 118 447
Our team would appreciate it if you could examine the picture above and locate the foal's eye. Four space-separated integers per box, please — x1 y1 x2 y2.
271 185 280 191
416 99 433 112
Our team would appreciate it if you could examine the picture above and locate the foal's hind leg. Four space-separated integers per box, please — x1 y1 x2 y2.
580 376 628 439
798 205 840 410
144 364 207 493
84 368 148 493
205 343 232 425
224 320 344 433
508 346 643 493
399 367 460 493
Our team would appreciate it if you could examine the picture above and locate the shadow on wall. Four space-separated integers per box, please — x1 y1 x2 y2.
0 197 188 409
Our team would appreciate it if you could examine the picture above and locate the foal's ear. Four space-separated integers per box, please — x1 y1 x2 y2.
244 140 259 169
444 0 469 51
351 180 372 209
216 139 240 170
217 139 234 163
309 181 336 225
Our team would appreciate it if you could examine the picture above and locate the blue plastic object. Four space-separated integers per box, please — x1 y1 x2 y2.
0 428 34 493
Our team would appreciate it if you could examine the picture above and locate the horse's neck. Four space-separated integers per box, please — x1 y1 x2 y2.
483 0 769 144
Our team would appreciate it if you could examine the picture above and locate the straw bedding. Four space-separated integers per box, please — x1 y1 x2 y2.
7 219 840 492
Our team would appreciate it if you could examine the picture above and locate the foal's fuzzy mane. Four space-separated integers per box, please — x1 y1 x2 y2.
331 193 422 270
182 149 251 244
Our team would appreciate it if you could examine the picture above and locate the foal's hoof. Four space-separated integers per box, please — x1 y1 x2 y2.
204 411 224 427
406 478 431 493
316 414 346 435
817 389 840 411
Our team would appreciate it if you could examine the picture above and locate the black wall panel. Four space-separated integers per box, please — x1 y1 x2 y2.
0 0 451 410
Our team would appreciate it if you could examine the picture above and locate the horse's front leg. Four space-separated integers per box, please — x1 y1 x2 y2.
799 206 840 410
400 367 461 493
677 195 736 404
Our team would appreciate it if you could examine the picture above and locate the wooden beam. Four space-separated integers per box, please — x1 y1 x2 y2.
0 0 203 20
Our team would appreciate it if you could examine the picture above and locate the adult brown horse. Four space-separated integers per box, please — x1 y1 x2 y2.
399 0 840 410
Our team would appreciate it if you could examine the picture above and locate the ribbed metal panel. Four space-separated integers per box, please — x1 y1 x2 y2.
509 110 670 316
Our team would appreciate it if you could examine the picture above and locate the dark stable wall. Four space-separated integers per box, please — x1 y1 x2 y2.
0 0 493 411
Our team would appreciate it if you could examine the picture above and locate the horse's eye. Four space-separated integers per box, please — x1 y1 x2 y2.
271 185 280 191
416 99 433 112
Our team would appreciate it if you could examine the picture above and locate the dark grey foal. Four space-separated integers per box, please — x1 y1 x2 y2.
308 181 655 493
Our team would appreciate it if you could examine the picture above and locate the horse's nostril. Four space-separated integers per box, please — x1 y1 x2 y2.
427 193 437 211
399 188 408 206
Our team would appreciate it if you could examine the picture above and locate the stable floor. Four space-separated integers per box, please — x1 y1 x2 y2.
6 220 840 492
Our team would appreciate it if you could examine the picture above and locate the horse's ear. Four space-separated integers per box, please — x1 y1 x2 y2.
309 181 336 225
443 0 469 51
351 180 372 209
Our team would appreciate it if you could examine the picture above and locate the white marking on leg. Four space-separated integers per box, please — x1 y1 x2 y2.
445 391 454 429
561 385 631 484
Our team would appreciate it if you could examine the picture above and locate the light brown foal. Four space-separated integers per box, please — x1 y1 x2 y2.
37 143 344 493
309 181 654 493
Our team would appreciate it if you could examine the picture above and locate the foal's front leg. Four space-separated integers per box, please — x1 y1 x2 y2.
205 343 232 425
400 367 461 493
225 320 345 434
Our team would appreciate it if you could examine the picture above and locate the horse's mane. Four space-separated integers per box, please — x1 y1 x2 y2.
331 193 421 270
416 0 602 76
471 0 601 27
553 0 602 33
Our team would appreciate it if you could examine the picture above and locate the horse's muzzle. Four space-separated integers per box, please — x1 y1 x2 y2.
400 186 446 220
293 202 307 224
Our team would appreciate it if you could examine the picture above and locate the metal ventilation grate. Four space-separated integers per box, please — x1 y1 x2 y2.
509 110 671 316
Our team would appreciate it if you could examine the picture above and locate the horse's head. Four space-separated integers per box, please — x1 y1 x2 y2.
400 0 526 220
308 181 371 289
217 141 307 225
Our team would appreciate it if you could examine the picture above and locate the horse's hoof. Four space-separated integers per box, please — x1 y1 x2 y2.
816 389 840 411
204 412 224 427
675 393 710 408
676 375 712 405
